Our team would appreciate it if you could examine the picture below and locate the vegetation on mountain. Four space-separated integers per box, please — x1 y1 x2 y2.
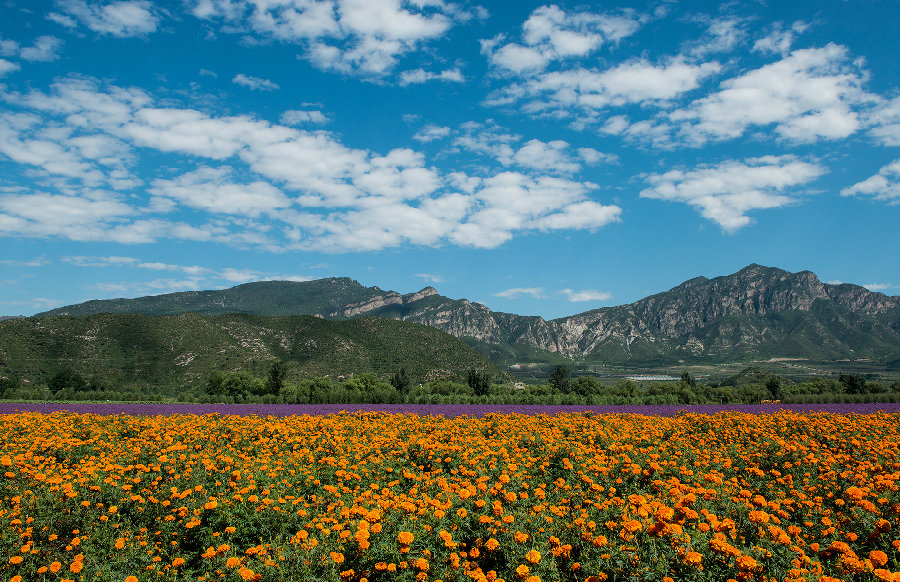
34 264 900 366
0 313 503 400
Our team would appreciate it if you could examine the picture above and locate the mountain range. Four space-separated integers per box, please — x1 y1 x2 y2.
37 264 900 367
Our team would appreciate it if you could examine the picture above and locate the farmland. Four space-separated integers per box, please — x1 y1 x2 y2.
1 409 899 582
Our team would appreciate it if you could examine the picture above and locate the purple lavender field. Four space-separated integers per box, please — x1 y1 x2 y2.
1 402 899 417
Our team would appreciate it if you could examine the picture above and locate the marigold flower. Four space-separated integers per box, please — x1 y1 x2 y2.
684 551 703 567
226 557 242 568
869 550 888 567
485 538 500 551
9 556 23 565
398 531 414 545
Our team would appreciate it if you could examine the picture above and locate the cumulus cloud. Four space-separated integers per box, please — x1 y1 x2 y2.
495 287 546 299
232 74 280 91
190 0 476 77
868 96 900 146
398 68 464 86
482 5 643 73
641 155 825 232
52 0 160 37
150 166 293 216
862 282 893 292
753 21 808 56
452 123 615 175
0 35 63 63
670 44 872 144
1 76 620 252
280 109 330 125
415 273 444 284
841 159 900 204
495 286 612 302
487 58 721 120
0 59 19 77
412 124 451 143
560 288 611 302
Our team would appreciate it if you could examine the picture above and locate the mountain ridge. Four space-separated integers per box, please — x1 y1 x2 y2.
36 264 900 365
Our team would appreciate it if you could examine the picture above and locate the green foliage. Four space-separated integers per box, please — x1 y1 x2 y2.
48 368 87 394
549 364 571 393
467 369 491 396
390 367 411 393
839 373 868 394
265 361 286 395
0 313 503 394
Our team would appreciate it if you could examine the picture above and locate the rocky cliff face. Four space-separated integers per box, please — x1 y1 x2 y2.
35 265 900 364
330 287 438 318
365 264 900 363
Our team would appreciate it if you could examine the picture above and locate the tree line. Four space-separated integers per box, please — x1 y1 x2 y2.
1 362 898 404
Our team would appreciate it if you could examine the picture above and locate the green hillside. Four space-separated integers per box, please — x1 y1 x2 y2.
0 313 503 391
36 278 383 318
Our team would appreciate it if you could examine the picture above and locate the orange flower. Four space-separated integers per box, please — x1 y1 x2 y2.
525 549 541 564
398 531 414 545
485 538 500 551
49 562 62 573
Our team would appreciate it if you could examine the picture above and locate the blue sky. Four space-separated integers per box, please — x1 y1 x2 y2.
1 0 898 319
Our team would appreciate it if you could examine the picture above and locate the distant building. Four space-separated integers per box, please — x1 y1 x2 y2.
625 375 679 382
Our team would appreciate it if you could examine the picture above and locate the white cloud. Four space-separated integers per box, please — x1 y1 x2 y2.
0 190 135 241
54 0 160 37
453 121 519 163
19 36 64 62
868 96 900 146
640 155 825 232
511 139 580 174
0 35 63 64
841 159 900 204
415 273 444 284
495 287 546 299
398 68 464 86
191 0 475 77
863 282 893 292
448 172 620 248
753 21 808 56
687 17 746 58
483 5 643 74
670 44 871 144
280 109 330 125
560 288 611 302
2 76 622 252
233 74 280 91
412 124 451 143
489 58 721 119
150 166 293 216
0 59 19 77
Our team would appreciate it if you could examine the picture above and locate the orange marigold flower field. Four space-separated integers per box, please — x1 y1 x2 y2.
1 410 899 581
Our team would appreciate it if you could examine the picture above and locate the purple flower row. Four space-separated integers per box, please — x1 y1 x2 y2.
1 402 899 417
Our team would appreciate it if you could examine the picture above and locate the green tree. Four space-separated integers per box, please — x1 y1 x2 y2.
765 376 783 400
266 361 287 396
205 372 226 397
390 367 411 393
680 371 696 388
839 373 867 394
48 368 86 394
571 376 600 396
550 365 571 393
467 369 492 396
0 370 19 397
